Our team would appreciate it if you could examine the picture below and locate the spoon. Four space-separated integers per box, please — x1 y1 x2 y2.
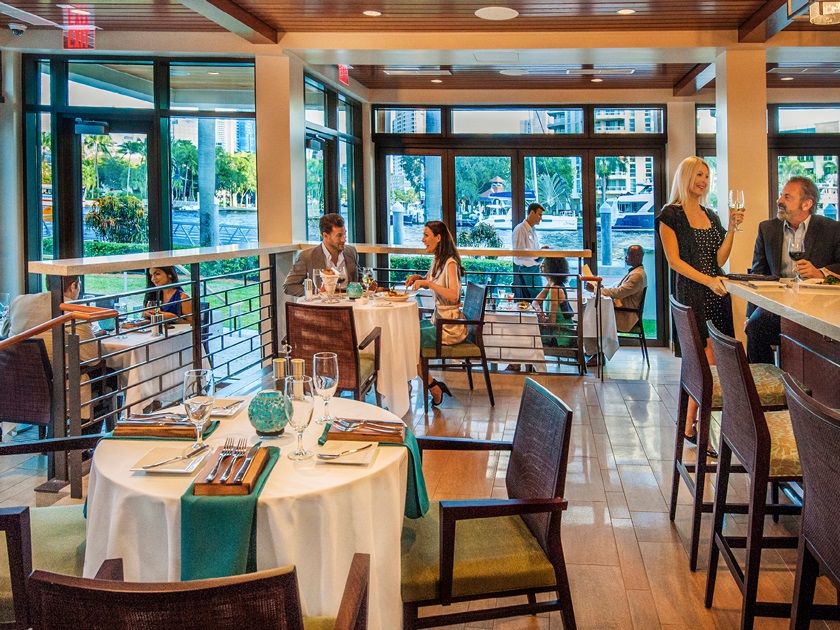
317 443 374 460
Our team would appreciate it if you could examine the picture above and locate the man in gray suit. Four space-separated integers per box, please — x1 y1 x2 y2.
283 213 359 297
746 176 840 363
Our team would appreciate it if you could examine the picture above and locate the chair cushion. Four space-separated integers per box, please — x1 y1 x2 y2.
401 501 557 603
304 616 336 630
359 354 376 385
0 504 87 623
421 342 481 360
765 410 802 479
710 363 787 409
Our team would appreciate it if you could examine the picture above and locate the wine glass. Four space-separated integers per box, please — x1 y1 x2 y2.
788 238 806 282
313 352 339 424
182 369 215 446
361 267 374 294
113 302 129 339
284 375 314 460
728 189 745 233
312 269 324 301
0 293 10 320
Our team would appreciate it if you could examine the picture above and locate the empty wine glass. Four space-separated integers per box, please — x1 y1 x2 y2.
0 293 10 320
313 352 339 425
788 238 806 282
183 369 215 447
312 269 324 301
728 189 745 233
113 302 129 339
285 375 314 460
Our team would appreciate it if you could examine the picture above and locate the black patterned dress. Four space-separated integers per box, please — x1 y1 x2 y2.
655 204 734 343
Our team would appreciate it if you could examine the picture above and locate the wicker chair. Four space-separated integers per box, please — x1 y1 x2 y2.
0 338 54 440
29 553 370 630
614 286 649 367
421 282 493 414
704 323 803 630
0 434 103 629
285 302 381 406
401 378 576 629
782 373 840 629
668 297 788 571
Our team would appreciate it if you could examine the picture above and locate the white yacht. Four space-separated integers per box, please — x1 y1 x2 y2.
477 208 578 231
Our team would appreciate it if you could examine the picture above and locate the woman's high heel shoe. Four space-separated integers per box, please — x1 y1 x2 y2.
429 379 452 406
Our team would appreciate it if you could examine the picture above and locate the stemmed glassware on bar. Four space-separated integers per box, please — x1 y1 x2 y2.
788 237 806 282
361 267 374 294
313 352 339 424
182 369 215 447
728 188 745 233
285 375 314 460
312 269 324 301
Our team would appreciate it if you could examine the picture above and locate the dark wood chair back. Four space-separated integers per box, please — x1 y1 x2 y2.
707 323 768 478
0 338 53 429
669 296 711 406
461 282 486 342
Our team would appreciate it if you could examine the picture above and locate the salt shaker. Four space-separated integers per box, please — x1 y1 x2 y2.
304 278 314 301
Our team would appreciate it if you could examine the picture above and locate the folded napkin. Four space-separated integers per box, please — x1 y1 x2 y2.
318 422 429 519
180 446 280 580
105 421 219 441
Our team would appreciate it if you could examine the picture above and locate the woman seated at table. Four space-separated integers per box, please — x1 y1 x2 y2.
405 221 466 406
532 257 575 348
142 266 193 324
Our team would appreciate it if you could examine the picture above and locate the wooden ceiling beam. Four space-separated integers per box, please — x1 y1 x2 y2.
177 0 277 44
739 0 808 43
673 63 715 97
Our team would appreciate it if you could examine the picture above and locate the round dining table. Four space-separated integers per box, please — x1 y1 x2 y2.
296 296 420 417
84 396 408 630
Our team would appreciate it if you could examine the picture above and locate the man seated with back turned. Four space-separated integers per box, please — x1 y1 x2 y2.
746 176 840 363
284 213 359 297
587 244 647 332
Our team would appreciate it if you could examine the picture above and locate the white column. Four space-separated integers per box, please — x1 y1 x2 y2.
0 51 24 297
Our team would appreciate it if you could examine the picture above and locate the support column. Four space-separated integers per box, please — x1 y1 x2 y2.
716 49 769 341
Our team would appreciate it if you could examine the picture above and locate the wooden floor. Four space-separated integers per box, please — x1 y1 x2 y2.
2 347 839 629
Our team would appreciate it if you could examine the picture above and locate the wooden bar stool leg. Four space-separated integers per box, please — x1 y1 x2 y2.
705 442 733 609
790 540 820 630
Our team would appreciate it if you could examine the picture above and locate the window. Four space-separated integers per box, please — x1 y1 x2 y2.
68 61 154 109
778 107 840 133
170 63 255 113
697 107 716 134
451 108 584 135
593 108 663 134
374 108 442 134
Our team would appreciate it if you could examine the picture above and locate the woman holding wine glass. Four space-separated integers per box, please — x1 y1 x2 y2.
656 157 744 456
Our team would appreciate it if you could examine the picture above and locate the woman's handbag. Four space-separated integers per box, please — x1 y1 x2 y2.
433 303 468 345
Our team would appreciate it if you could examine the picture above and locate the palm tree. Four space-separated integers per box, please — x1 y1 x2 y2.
596 156 629 205
119 139 146 193
82 135 113 197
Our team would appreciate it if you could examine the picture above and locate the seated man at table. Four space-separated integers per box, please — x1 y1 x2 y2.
284 213 359 297
587 244 647 332
746 176 840 363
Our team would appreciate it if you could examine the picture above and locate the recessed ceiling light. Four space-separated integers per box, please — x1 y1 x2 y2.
781 76 794 81
475 6 519 20
431 79 443 83
362 10 382 17
617 9 636 15
171 70 190 76
499 69 529 76
591 78 604 83
208 72 220 75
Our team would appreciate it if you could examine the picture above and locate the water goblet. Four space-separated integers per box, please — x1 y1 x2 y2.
182 369 215 447
788 238 806 282
284 375 314 460
113 301 129 339
312 269 324 301
313 352 339 425
361 267 374 293
728 189 745 233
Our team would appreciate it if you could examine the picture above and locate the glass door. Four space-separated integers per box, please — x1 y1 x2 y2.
772 152 839 220
380 151 444 247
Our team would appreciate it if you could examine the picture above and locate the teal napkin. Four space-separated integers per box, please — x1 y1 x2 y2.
103 420 220 441
180 446 280 580
318 423 429 519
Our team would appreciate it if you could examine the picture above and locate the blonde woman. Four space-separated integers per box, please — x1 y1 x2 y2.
656 156 743 455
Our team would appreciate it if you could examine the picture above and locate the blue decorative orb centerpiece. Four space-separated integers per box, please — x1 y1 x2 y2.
247 390 292 437
346 282 364 299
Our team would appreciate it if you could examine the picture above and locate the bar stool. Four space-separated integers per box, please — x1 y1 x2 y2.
783 373 840 630
668 297 788 571
704 323 802 630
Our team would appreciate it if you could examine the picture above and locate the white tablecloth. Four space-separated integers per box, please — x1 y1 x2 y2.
483 310 545 367
296 298 420 417
580 296 620 360
84 397 408 630
101 324 203 413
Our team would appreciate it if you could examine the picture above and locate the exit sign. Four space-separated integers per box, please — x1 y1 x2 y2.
338 64 349 86
62 5 96 50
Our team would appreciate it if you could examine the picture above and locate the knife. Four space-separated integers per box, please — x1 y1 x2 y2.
232 441 263 485
142 443 210 469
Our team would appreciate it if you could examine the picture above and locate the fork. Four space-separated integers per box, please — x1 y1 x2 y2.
219 439 248 483
333 421 402 434
204 437 234 482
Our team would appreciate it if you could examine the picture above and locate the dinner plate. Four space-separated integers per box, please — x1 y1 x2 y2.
129 447 210 474
385 293 412 302
799 279 840 291
316 441 377 465
210 398 245 417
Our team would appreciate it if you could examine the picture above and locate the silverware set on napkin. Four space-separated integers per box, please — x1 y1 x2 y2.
332 419 403 434
204 438 261 484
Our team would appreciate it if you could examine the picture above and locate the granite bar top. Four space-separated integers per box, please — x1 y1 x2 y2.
724 279 840 342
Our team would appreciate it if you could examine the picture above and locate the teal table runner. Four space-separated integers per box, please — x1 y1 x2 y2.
318 423 429 519
180 445 280 580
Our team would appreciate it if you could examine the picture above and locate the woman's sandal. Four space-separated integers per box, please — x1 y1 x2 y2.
429 379 452 406
684 422 718 458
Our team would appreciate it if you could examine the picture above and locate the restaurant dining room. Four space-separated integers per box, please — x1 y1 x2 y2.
3 1 840 628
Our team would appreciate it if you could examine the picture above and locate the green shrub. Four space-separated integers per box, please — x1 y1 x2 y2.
84 241 149 257
84 195 148 244
388 255 513 286
457 223 503 249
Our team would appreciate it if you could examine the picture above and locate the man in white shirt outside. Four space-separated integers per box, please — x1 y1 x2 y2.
512 203 548 301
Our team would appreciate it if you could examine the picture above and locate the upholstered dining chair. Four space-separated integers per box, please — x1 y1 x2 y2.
29 553 370 630
704 323 803 630
420 282 493 414
782 373 840 630
285 302 381 406
614 285 649 367
668 297 788 571
0 434 104 629
401 378 576 629
0 338 54 440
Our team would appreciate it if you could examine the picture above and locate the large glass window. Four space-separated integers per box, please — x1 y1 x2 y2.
779 108 840 133
170 64 255 112
455 155 512 247
384 154 442 246
67 62 154 109
593 108 664 134
451 108 584 135
374 108 442 134
776 154 838 218
306 138 325 241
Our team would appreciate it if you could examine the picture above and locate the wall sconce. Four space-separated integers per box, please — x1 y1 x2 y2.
810 0 840 24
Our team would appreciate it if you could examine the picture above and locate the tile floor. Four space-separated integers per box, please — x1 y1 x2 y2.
2 347 839 629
